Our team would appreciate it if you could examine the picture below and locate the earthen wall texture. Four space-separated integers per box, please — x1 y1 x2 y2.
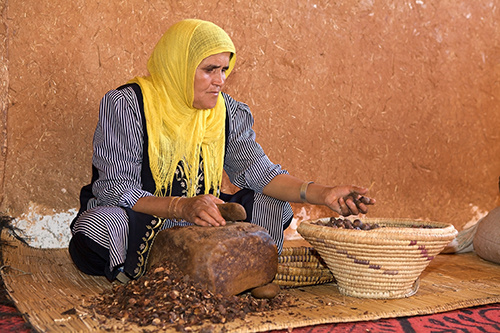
2 1 500 228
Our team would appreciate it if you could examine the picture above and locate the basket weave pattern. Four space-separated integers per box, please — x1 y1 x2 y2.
274 246 335 287
297 218 458 299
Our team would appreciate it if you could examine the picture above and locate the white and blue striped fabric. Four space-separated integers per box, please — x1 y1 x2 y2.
71 86 292 272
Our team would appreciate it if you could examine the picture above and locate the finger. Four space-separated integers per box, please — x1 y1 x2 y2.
348 194 371 214
200 209 226 227
345 196 360 215
192 217 212 227
193 216 219 227
351 194 362 206
337 197 347 215
192 197 226 225
210 195 225 205
198 194 224 206
209 204 227 225
356 202 369 214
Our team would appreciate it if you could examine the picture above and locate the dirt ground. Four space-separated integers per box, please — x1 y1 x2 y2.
0 0 499 236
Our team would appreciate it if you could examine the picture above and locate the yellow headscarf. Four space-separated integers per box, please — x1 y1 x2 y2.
129 19 236 197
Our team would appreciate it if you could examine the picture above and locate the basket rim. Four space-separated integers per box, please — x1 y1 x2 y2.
298 217 457 243
305 217 455 228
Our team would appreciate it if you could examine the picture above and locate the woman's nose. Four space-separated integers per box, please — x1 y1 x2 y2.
213 70 225 86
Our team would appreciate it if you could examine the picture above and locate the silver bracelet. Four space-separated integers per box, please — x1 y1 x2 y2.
300 181 314 203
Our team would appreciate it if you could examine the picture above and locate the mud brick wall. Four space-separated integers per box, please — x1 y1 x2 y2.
1 0 499 246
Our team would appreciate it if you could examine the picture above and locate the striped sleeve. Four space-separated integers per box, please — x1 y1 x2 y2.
222 93 288 193
91 87 154 208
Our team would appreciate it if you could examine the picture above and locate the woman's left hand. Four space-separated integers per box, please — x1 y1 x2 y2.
322 185 376 216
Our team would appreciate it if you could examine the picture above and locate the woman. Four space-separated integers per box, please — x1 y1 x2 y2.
69 19 375 282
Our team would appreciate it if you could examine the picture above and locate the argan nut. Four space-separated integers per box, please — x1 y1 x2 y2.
352 219 362 228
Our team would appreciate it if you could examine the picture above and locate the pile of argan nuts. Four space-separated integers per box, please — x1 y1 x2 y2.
87 260 297 332
319 217 436 230
319 217 381 230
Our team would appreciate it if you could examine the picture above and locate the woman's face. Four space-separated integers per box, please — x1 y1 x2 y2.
192 52 231 109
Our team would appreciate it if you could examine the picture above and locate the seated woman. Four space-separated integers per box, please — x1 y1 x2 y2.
69 19 375 282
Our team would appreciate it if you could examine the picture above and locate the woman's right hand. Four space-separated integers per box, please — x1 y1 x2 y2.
177 194 226 227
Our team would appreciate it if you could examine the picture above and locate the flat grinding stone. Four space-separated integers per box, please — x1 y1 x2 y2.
147 222 278 296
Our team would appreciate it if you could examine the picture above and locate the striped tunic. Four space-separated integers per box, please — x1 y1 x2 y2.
71 86 293 273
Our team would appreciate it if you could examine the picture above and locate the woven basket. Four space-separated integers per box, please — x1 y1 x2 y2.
297 217 458 299
274 246 336 287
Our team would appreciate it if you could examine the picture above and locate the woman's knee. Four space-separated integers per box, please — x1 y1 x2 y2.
78 206 128 221
72 206 128 236
69 232 109 276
